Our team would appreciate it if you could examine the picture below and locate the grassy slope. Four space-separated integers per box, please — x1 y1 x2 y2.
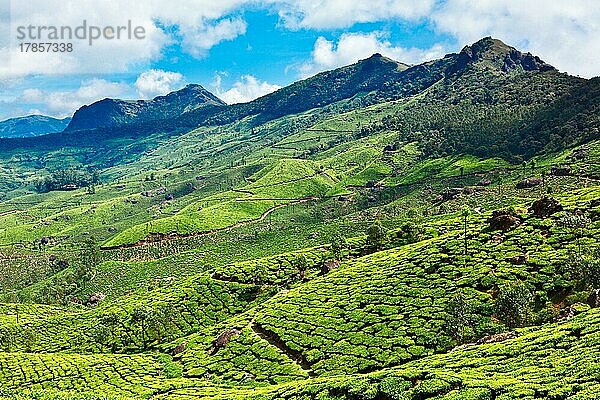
0 59 599 399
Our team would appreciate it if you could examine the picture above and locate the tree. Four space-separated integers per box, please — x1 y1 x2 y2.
330 233 346 261
366 220 387 250
461 208 472 260
495 281 533 329
445 292 477 344
557 212 591 257
567 249 600 289
130 306 156 349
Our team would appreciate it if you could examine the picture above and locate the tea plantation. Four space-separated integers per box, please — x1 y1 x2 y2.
0 38 599 399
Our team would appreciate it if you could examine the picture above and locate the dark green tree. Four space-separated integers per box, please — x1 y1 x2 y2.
495 281 533 329
330 233 346 261
366 220 387 250
445 292 477 344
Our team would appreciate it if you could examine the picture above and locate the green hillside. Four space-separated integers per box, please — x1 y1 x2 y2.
0 37 599 399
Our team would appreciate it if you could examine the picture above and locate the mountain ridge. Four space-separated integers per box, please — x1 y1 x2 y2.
0 115 71 138
65 84 226 132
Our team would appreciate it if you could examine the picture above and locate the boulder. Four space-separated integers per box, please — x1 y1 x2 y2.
476 331 517 345
550 166 571 176
87 292 106 307
557 303 590 321
441 188 463 201
172 341 188 356
516 178 543 189
569 148 588 160
487 210 523 231
507 253 529 265
477 178 492 187
491 233 505 244
529 196 563 218
588 289 600 308
209 329 241 355
321 259 341 275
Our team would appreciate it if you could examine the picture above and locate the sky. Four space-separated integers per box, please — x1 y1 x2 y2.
0 0 599 120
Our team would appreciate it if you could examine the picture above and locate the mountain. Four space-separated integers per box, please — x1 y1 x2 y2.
188 53 411 126
65 84 226 132
0 115 71 138
446 36 556 75
1 37 598 172
1 37 600 399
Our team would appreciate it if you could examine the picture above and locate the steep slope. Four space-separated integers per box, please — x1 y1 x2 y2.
0 115 70 138
362 37 598 160
183 54 411 126
65 84 226 131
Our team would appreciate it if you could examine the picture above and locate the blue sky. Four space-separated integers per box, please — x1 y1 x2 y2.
1 0 599 120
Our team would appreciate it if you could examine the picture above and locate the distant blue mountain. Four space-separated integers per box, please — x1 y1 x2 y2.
0 115 71 138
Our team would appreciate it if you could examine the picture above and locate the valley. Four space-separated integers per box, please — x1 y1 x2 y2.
0 37 599 400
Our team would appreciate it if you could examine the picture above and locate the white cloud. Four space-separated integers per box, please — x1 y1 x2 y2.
300 32 446 77
135 69 184 99
433 0 600 77
273 0 435 29
216 74 282 104
0 0 251 78
19 78 130 117
180 17 247 58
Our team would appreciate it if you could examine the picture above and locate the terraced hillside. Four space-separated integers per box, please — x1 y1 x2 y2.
0 37 599 399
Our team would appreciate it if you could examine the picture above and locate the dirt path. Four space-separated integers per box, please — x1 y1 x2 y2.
101 196 317 250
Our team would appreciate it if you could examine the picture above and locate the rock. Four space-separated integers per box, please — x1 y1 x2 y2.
441 187 463 201
557 303 590 321
40 237 51 245
477 178 492 187
383 144 397 152
172 341 188 356
321 259 341 275
462 187 476 195
209 329 242 355
529 196 563 218
590 199 600 208
550 166 571 176
507 253 529 265
487 210 523 231
241 372 256 382
476 331 517 345
165 193 174 201
588 289 600 308
569 148 588 160
87 292 106 307
491 233 505 244
338 196 348 202
516 178 543 189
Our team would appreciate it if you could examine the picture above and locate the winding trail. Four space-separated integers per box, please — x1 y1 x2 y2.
100 196 318 250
